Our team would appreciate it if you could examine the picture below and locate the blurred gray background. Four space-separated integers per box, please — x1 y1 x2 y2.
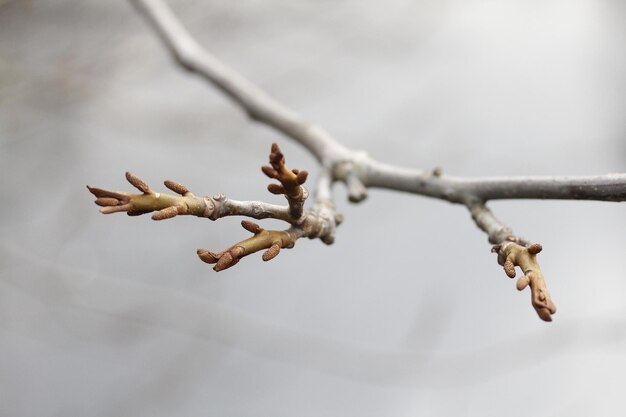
1 0 625 416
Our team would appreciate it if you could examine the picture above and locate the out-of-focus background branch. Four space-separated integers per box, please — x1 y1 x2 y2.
1 1 625 416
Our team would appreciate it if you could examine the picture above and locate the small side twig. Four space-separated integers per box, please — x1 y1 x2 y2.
88 143 339 272
88 172 205 219
197 221 297 271
262 143 309 220
492 242 557 321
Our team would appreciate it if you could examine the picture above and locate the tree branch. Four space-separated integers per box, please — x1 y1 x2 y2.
128 0 352 166
128 0 626 207
97 0 626 321
88 173 294 223
362 161 626 202
89 144 340 272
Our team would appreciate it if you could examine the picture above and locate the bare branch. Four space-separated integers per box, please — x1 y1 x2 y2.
128 0 626 207
106 0 626 320
128 0 351 166
362 160 626 203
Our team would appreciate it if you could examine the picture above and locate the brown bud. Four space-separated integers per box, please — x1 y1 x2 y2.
528 243 543 255
164 179 190 196
214 251 234 272
262 165 277 179
516 275 530 291
269 143 284 165
296 170 308 185
87 185 104 198
95 197 120 207
241 220 263 234
125 172 150 194
503 259 516 278
262 243 281 261
267 183 285 195
87 186 126 200
197 249 219 264
152 206 179 220
100 203 132 214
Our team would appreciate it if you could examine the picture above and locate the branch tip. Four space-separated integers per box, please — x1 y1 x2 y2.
88 173 206 219
263 143 309 219
494 242 557 322
296 170 308 185
269 143 284 164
